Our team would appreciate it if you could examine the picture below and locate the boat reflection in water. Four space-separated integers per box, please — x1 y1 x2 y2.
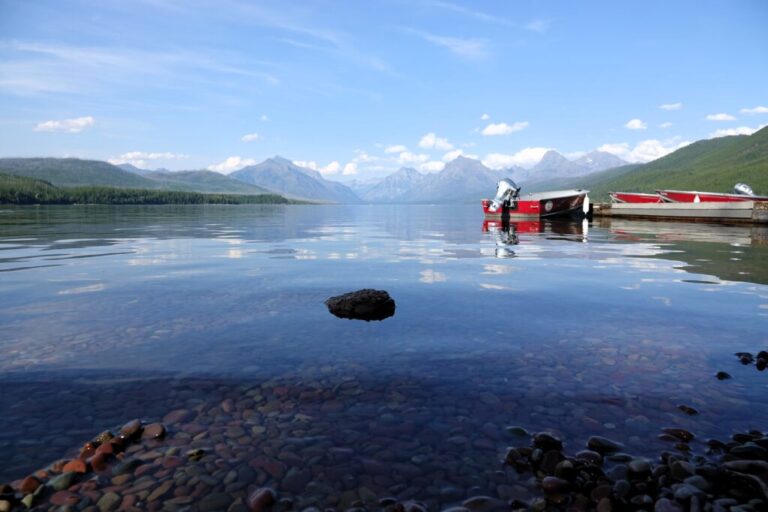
482 219 589 257
596 217 768 285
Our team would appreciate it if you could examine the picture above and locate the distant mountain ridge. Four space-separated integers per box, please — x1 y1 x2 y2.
0 158 270 195
356 151 627 203
230 157 359 203
3 127 763 205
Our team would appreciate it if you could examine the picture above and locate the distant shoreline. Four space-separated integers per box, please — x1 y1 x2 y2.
0 174 294 206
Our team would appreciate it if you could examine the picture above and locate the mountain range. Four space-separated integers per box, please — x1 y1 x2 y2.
230 157 359 203
0 158 270 196
2 126 766 203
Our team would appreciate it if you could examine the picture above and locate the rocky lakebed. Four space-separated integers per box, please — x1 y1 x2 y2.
1 352 767 512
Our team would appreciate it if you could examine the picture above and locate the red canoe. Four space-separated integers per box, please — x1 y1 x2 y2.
658 190 768 203
609 192 666 203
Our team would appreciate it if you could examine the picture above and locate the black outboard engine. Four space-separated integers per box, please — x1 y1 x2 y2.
734 183 754 196
488 178 521 213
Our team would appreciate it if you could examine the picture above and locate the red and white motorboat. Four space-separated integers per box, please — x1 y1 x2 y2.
609 192 666 203
482 179 589 219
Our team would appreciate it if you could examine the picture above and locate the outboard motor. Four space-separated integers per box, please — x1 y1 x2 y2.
734 183 754 196
488 178 521 213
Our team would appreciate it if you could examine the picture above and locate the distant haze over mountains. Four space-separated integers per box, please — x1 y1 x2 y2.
4 127 766 203
230 157 359 203
0 150 628 203
352 151 627 203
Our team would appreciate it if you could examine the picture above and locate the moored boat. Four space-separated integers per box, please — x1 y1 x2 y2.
658 183 768 203
658 190 768 203
482 178 589 219
609 192 666 203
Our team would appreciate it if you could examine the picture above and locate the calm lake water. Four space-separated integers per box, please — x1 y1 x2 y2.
1 204 767 504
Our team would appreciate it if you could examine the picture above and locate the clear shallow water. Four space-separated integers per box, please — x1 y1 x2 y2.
1 205 767 499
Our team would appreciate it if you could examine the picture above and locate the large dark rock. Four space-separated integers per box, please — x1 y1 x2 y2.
325 289 396 321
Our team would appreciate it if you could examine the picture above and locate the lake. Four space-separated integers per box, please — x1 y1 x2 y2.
1 204 767 508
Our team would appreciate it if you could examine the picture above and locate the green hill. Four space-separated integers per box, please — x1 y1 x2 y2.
147 170 270 195
0 158 272 195
0 157 159 188
0 172 288 205
578 127 768 200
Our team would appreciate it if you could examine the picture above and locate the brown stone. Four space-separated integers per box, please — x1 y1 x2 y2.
163 409 194 424
141 423 166 440
247 488 276 512
79 442 96 460
96 441 115 456
119 419 143 439
62 459 88 474
50 490 80 506
89 453 108 472
162 456 183 469
19 475 41 494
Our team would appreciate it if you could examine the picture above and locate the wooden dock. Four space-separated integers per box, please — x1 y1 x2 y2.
592 200 768 224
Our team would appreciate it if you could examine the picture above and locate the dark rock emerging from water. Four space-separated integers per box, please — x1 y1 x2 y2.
325 289 396 321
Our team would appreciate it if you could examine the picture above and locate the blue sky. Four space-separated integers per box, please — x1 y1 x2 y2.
1 0 766 181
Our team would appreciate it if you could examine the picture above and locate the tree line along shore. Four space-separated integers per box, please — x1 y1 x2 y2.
0 173 291 206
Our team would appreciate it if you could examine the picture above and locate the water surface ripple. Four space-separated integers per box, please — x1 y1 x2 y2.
1 205 767 499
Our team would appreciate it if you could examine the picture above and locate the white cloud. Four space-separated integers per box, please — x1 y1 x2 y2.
207 156 256 174
398 151 430 165
352 149 379 163
416 31 489 59
241 132 260 142
624 118 647 130
597 139 690 163
293 160 318 170
385 144 407 154
739 106 768 115
441 149 478 162
596 143 630 156
482 147 551 169
524 19 550 32
419 161 446 172
418 132 453 150
706 113 736 121
343 162 358 175
480 113 490 120
319 161 341 175
260 114 270 121
108 151 189 169
659 103 682 111
34 116 95 133
481 121 528 136
442 149 463 162
659 122 673 128
709 125 766 138
565 151 587 160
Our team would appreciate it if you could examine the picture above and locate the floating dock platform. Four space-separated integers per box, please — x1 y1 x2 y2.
592 200 768 224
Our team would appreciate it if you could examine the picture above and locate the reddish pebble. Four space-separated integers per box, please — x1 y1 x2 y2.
89 453 108 472
96 441 114 456
19 475 41 494
120 494 137 509
163 409 193 424
50 490 80 506
162 456 183 469
248 488 276 512
119 419 143 439
141 423 166 440
79 442 96 460
51 459 68 473
62 459 88 474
